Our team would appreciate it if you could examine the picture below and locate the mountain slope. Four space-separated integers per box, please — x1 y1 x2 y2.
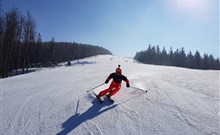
1 55 219 135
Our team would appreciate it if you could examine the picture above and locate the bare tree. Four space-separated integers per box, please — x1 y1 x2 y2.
13 15 23 75
2 8 21 77
0 1 4 78
22 11 36 73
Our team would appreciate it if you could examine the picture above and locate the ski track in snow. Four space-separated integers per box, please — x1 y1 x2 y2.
149 81 218 135
87 119 104 135
6 83 78 135
120 104 142 135
2 55 219 135
9 94 33 135
156 84 206 134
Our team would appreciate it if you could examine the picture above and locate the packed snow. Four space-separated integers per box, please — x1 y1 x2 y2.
1 55 219 135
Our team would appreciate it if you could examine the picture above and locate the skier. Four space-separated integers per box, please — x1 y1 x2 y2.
97 65 130 99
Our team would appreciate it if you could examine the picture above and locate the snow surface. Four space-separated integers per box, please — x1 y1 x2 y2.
1 55 220 135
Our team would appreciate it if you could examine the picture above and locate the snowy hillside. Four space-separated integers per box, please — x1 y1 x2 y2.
1 55 219 135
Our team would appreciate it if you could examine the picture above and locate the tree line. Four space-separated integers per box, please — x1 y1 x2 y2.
134 45 220 70
29 41 112 67
0 7 111 78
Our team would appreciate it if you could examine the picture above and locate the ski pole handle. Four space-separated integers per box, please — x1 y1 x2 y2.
87 83 105 92
130 86 147 92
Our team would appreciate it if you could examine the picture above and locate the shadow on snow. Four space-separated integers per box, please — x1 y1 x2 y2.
56 98 117 135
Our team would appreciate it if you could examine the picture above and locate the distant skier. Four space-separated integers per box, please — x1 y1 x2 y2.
66 61 71 66
98 65 130 98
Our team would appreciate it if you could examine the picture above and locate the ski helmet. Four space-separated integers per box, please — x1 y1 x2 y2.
116 65 122 74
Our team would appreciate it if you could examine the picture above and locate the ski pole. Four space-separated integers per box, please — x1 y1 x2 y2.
130 86 147 92
87 83 105 92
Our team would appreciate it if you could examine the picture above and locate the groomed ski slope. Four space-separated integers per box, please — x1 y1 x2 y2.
1 55 220 135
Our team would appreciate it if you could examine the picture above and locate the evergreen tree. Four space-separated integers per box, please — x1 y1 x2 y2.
179 47 186 67
202 53 209 69
36 33 42 64
174 49 181 67
161 46 168 65
194 51 201 69
155 45 161 64
215 59 220 70
48 37 55 65
168 47 174 66
186 51 194 69
208 54 215 69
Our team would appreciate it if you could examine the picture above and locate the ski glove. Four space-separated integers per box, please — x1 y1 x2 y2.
105 80 109 84
126 83 130 88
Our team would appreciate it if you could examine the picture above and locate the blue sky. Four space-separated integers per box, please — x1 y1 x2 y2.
2 0 219 57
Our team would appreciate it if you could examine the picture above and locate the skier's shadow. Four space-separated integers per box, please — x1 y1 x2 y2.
56 98 117 135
